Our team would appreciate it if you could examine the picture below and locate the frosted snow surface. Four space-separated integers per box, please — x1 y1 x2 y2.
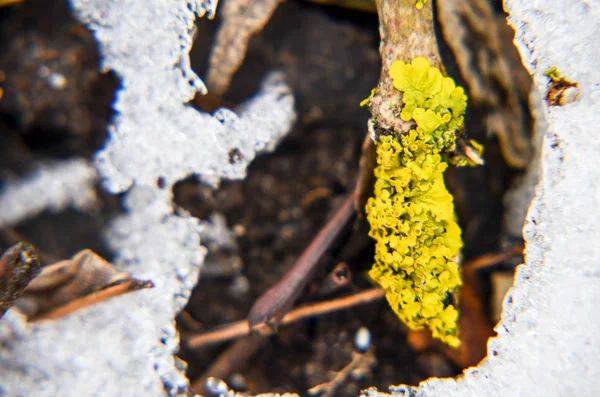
364 1 600 396
0 0 295 396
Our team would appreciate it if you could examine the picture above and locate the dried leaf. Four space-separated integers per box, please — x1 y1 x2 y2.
14 249 153 321
543 67 579 107
205 0 282 96
433 0 535 168
407 247 522 368
407 269 493 368
0 242 41 319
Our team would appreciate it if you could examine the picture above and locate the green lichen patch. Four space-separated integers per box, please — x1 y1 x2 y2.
366 57 468 348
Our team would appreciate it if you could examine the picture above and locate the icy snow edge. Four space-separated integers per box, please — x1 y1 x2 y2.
0 0 296 396
363 1 600 396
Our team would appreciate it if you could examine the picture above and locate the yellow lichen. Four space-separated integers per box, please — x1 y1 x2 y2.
414 0 427 10
366 57 469 348
360 88 376 107
543 66 563 82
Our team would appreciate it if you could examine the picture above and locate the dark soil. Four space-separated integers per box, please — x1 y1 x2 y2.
0 1 519 396
0 0 120 256
0 0 119 181
177 1 511 396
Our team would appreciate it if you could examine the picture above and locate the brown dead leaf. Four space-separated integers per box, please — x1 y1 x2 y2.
434 0 535 168
205 0 282 96
544 69 579 107
14 249 153 321
407 246 523 369
0 242 41 319
407 272 493 369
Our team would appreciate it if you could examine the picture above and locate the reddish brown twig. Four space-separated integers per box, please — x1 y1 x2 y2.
247 193 356 331
33 278 154 321
307 349 377 397
191 333 267 394
462 244 524 274
186 288 385 349
187 319 250 348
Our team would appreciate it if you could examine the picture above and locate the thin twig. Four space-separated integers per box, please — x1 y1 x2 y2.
247 194 356 331
180 310 206 331
279 288 384 328
462 244 524 273
185 288 385 349
33 279 154 321
191 333 267 394
307 350 377 397
187 319 250 348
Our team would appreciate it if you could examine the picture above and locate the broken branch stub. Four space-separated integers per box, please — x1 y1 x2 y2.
367 0 440 135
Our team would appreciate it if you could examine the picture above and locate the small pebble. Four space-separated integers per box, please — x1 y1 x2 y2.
233 224 246 236
228 373 247 391
354 327 371 353
228 275 250 297
48 73 67 89
205 377 230 397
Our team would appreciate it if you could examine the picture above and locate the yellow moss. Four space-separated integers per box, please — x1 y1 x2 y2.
366 57 468 348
